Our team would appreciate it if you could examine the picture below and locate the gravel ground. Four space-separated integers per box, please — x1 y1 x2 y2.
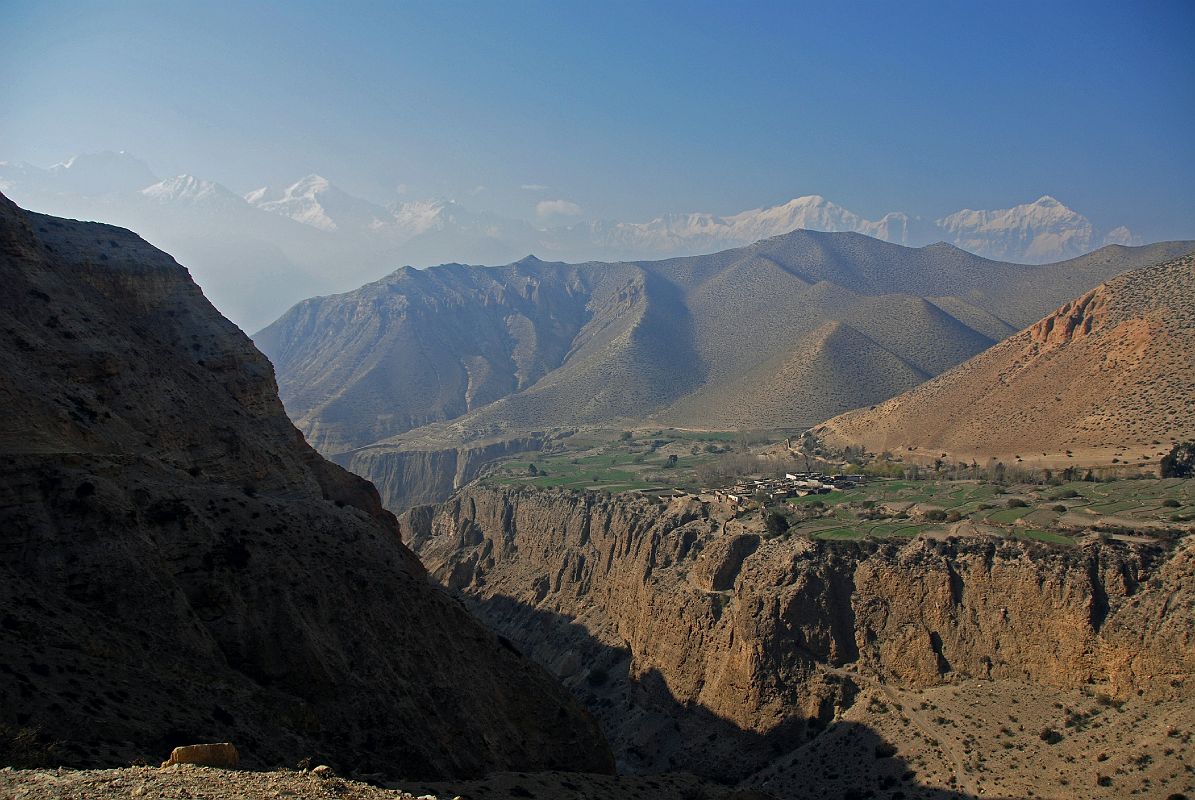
0 765 432 800
0 766 766 800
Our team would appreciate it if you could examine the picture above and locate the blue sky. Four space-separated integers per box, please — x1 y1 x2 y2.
2 0 1193 239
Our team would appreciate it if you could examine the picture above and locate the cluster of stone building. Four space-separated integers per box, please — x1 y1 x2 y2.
715 472 864 504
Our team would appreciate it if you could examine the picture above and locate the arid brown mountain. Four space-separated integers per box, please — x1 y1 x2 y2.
0 192 611 778
407 485 1195 798
815 254 1195 467
256 232 1193 510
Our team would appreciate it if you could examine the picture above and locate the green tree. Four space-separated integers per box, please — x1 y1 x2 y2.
764 511 790 537
1161 442 1195 478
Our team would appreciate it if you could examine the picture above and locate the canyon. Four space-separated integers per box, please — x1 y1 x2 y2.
406 485 1195 797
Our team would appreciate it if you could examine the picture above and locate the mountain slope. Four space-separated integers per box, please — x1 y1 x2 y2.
662 320 932 430
0 192 611 777
815 254 1195 464
258 232 1193 509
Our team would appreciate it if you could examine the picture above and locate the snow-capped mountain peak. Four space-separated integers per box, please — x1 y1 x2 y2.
936 195 1101 262
139 175 253 217
143 174 230 201
246 174 389 232
0 151 1147 266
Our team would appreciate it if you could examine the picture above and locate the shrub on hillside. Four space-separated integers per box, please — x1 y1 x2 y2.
1006 498 1029 508
1161 442 1195 478
764 511 790 537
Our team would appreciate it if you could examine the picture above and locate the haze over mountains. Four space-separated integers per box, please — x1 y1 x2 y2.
257 231 1193 511
1 151 1145 330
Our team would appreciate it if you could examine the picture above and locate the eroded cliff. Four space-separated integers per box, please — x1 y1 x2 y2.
340 433 546 513
412 485 1194 781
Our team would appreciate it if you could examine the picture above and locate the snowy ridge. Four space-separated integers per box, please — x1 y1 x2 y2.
0 150 1164 331
142 175 246 210
0 151 1143 264
245 174 392 232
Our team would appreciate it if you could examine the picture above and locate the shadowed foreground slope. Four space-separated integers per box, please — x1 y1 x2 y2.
0 192 612 778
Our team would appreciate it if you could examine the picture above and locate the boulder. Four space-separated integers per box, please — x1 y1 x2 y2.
161 743 239 769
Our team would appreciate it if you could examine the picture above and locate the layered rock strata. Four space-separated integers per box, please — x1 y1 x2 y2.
412 485 1193 779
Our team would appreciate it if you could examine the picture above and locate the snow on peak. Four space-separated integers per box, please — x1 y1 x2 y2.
46 150 158 195
286 174 332 196
244 186 273 204
247 174 389 232
143 174 223 200
1102 225 1141 247
935 196 1095 262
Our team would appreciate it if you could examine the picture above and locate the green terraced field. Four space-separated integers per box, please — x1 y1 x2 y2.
1013 529 1075 545
485 433 1194 548
779 476 1193 546
484 427 776 494
985 507 1035 524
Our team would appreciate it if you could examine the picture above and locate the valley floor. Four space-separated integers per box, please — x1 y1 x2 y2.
749 677 1195 799
8 688 1191 800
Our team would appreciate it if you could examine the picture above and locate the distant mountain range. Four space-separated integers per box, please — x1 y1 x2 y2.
1 151 1145 330
255 230 1193 510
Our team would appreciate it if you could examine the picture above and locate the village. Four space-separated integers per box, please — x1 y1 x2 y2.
654 472 866 507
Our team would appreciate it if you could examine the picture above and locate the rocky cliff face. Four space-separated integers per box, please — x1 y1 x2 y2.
0 192 612 778
340 433 546 514
412 485 1194 780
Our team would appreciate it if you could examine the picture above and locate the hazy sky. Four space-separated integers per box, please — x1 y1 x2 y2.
2 0 1194 240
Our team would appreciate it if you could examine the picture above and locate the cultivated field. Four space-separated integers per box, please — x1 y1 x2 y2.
489 435 1194 547
483 428 789 494
774 477 1195 544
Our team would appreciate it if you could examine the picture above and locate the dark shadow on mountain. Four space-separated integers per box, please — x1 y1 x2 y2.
460 592 1021 800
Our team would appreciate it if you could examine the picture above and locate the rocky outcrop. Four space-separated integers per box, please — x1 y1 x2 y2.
415 485 1194 779
162 744 239 769
0 193 612 778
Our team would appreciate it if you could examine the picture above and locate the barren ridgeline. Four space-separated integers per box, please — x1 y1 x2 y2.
816 255 1195 467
